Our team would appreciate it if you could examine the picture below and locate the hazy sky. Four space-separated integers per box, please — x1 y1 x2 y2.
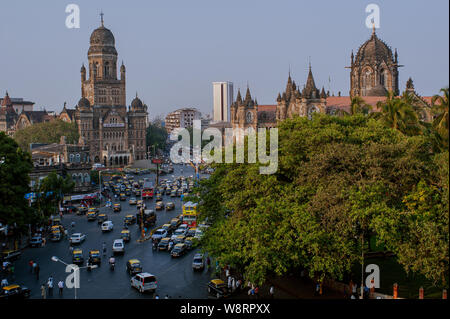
0 0 448 118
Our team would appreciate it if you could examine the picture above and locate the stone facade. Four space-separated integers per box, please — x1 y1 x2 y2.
72 18 148 166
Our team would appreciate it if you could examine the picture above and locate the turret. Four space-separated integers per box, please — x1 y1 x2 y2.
81 63 86 82
120 61 126 81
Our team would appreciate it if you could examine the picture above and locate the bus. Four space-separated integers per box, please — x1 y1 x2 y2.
142 181 154 200
182 201 198 227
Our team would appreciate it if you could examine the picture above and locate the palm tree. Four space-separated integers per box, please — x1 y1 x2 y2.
376 91 420 135
431 87 449 148
350 96 372 115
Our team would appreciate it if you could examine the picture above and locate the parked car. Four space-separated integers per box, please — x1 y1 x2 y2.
69 233 86 245
112 239 125 255
101 221 114 232
130 273 157 293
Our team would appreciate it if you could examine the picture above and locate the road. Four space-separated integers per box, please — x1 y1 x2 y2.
10 164 212 299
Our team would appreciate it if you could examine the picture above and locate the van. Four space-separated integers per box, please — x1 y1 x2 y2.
102 221 114 232
130 272 157 293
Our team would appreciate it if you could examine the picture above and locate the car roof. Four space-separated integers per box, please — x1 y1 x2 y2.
90 250 100 254
128 259 140 264
72 233 81 236
137 272 155 278
3 284 20 290
174 243 185 248
73 249 82 253
211 279 225 285
160 237 171 241
121 230 130 233
113 239 124 243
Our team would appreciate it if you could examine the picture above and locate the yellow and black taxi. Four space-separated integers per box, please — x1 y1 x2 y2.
186 227 197 238
113 203 121 212
0 284 31 299
161 223 172 234
88 250 101 265
157 237 171 251
120 193 126 201
125 188 132 196
50 225 62 242
121 229 131 242
134 189 141 197
129 197 137 205
72 249 84 265
126 259 143 275
166 202 175 211
170 218 181 229
170 189 177 197
155 194 162 202
77 205 88 215
207 279 230 299
170 243 187 258
184 237 195 250
136 200 144 209
173 235 186 245
97 213 107 224
87 210 97 221
50 216 61 226
155 201 164 210
124 214 136 225
88 207 100 214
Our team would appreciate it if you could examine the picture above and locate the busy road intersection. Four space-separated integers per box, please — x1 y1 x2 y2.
6 164 212 299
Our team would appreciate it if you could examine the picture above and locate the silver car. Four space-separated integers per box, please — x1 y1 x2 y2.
192 253 205 270
69 233 86 244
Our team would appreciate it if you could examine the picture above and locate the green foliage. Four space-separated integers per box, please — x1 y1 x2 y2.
13 119 79 151
33 171 75 221
198 113 448 288
0 132 33 230
146 118 168 154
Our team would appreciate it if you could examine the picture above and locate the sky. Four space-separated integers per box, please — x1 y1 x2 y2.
0 0 448 119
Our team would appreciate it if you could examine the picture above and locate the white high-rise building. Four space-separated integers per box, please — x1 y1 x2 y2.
213 82 233 122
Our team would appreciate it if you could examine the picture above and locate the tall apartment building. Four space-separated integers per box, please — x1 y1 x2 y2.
165 108 201 134
213 82 233 122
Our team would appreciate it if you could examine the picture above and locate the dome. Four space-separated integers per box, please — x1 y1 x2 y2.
131 96 143 109
366 84 388 97
355 30 394 64
88 26 117 56
77 97 91 108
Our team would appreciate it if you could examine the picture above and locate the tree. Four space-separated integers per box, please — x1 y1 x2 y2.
146 118 168 156
13 119 79 152
348 96 372 115
0 132 33 231
431 87 449 149
376 91 420 135
33 172 75 221
197 114 446 288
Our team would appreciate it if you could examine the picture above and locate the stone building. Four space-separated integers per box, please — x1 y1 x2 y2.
70 17 148 167
229 28 433 130
349 26 399 97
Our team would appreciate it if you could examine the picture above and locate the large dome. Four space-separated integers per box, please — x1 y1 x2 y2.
88 25 117 55
355 30 394 64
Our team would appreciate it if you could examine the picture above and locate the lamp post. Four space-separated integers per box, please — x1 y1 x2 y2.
51 256 78 299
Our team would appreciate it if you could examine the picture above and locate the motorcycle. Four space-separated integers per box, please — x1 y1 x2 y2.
152 242 157 251
109 261 115 271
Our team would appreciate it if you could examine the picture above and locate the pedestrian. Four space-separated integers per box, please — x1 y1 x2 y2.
315 282 320 296
71 221 75 228
254 286 259 299
1 278 8 287
231 277 236 293
102 242 107 256
269 285 275 299
32 262 37 274
227 276 232 290
35 264 40 280
236 279 241 292
42 237 46 247
225 267 230 278
41 284 46 299
206 257 211 270
29 260 34 273
47 276 54 296
58 280 64 296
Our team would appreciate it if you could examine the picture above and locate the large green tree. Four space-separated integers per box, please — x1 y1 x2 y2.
0 132 33 231
146 117 168 156
431 87 449 149
197 113 448 287
13 119 79 152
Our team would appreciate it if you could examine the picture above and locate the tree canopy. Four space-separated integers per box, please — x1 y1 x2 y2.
0 132 33 230
146 117 168 155
13 119 79 152
195 110 448 288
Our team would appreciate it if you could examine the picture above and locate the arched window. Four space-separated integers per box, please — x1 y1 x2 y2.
69 154 74 163
381 69 389 89
76 153 81 163
84 173 90 184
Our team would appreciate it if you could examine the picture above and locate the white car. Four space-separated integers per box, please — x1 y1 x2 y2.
178 224 188 231
151 229 168 241
101 221 114 232
112 239 125 255
131 272 157 293
69 233 86 244
171 228 187 241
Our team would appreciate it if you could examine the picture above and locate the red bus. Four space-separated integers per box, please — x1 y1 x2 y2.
142 181 154 200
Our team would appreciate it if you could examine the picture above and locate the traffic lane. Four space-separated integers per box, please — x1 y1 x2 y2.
12 172 209 298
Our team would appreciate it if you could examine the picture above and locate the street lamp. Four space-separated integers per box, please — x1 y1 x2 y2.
51 256 79 299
